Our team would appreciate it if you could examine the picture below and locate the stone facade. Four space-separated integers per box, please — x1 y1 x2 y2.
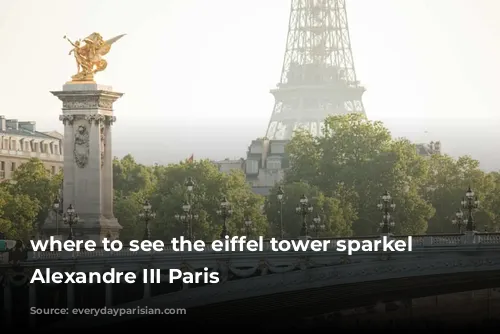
0 116 63 180
43 82 122 244
217 138 442 196
214 138 288 196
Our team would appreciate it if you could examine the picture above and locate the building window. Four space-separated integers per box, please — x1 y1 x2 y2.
51 166 56 175
11 162 16 171
267 159 282 170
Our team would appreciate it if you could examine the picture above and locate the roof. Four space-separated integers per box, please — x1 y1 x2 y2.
42 131 63 140
0 127 61 140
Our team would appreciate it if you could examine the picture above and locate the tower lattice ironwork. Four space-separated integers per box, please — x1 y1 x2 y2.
265 0 366 140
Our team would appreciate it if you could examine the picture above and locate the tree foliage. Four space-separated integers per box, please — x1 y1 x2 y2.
3 115 499 241
0 158 58 239
283 113 498 235
266 182 356 238
113 158 267 242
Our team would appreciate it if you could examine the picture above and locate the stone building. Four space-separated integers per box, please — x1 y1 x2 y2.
0 115 63 180
215 138 287 196
216 139 443 196
416 140 441 157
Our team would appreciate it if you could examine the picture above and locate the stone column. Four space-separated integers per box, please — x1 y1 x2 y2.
465 231 476 244
61 116 76 209
105 283 113 307
85 114 103 221
29 282 36 328
67 283 75 318
2 273 12 327
46 83 124 243
102 116 116 220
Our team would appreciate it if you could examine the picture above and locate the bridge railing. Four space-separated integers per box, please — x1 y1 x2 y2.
24 232 500 261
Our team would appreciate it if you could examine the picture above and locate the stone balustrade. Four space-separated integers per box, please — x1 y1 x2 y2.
3 232 500 329
23 232 500 261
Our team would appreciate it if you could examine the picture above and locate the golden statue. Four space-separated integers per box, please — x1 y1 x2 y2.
64 32 125 82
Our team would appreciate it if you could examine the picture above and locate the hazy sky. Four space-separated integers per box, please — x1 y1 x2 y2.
0 0 499 170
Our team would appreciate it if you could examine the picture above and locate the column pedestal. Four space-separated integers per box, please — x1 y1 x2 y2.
43 82 123 245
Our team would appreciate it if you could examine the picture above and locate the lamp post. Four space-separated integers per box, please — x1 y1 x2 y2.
139 200 156 241
377 191 396 234
295 194 313 237
451 209 465 233
175 201 199 240
241 217 256 238
185 177 195 192
52 197 61 236
309 214 325 237
62 204 79 241
461 186 479 232
277 186 285 239
216 196 232 239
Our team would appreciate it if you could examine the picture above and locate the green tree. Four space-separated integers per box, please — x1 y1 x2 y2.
0 185 39 240
482 171 500 231
285 114 433 235
8 158 62 233
151 160 267 241
266 181 356 238
113 155 157 240
113 154 156 197
114 192 146 242
423 154 493 233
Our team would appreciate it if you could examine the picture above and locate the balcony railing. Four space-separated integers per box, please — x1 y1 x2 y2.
22 232 500 261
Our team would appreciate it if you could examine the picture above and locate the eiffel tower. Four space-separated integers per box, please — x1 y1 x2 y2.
265 0 365 140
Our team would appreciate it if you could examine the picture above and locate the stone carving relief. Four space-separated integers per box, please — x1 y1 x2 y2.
59 115 75 125
74 125 90 168
62 97 115 110
85 114 105 125
104 115 117 126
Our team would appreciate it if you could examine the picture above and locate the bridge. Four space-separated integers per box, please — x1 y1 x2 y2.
2 232 500 328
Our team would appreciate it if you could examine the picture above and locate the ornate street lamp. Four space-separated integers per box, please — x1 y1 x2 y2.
52 197 61 236
175 201 199 240
295 194 313 237
451 209 465 233
461 186 479 232
216 196 233 239
277 186 285 239
139 200 156 241
241 217 256 238
377 190 396 234
62 204 79 241
309 214 325 237
185 177 195 192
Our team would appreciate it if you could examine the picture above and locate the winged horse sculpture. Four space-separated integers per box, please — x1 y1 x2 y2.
64 32 126 82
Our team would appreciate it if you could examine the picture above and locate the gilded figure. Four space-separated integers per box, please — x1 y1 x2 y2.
64 32 125 82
